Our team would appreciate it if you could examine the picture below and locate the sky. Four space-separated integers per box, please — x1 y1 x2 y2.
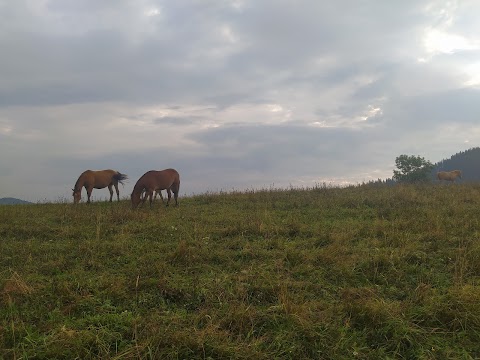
1 0 480 203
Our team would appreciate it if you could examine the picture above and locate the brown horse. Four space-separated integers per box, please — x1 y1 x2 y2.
131 168 180 208
72 169 128 204
437 170 462 183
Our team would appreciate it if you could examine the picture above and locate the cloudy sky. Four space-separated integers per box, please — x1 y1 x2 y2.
1 0 480 202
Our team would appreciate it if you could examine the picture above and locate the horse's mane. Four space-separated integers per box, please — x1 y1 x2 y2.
132 180 146 195
73 171 88 191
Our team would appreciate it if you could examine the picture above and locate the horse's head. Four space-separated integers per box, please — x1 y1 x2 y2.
456 170 462 179
131 191 142 209
72 188 81 204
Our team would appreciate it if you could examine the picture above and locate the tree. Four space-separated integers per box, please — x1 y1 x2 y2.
393 155 434 183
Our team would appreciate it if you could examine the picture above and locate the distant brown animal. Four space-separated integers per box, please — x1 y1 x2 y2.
131 169 180 208
72 169 128 204
437 170 462 182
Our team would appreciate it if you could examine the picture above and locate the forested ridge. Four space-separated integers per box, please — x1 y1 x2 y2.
433 147 480 181
368 147 480 185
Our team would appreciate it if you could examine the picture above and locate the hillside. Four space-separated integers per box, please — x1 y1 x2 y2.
0 197 32 205
434 146 480 180
1 184 480 358
372 147 480 185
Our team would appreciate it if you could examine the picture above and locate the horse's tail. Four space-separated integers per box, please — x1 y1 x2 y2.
114 172 128 186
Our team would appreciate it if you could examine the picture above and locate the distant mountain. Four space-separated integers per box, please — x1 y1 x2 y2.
0 197 33 205
433 147 480 181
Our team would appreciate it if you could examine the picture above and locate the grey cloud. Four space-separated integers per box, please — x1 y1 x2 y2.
153 116 202 126
189 124 379 172
0 1 431 108
384 88 480 129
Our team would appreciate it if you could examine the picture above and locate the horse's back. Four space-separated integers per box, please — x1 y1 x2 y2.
80 169 94 176
139 168 180 189
82 169 115 177
145 168 179 180
99 169 117 176
163 168 180 180
84 169 120 187
162 168 180 186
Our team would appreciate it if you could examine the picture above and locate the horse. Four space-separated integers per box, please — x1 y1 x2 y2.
131 168 180 209
437 170 462 183
72 169 128 204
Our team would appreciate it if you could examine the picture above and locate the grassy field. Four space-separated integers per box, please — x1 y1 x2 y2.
1 183 480 359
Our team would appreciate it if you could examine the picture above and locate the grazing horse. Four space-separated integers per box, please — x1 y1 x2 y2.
437 170 462 183
72 169 128 204
131 168 180 208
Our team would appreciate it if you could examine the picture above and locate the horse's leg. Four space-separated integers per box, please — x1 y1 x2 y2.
165 189 172 207
86 186 93 204
114 182 120 201
174 189 179 206
171 182 179 206
158 190 165 205
108 184 114 202
140 191 147 207
147 190 154 208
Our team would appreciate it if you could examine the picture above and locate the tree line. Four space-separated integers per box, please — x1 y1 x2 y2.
367 147 480 185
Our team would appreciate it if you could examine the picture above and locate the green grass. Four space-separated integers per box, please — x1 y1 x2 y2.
2 183 480 359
